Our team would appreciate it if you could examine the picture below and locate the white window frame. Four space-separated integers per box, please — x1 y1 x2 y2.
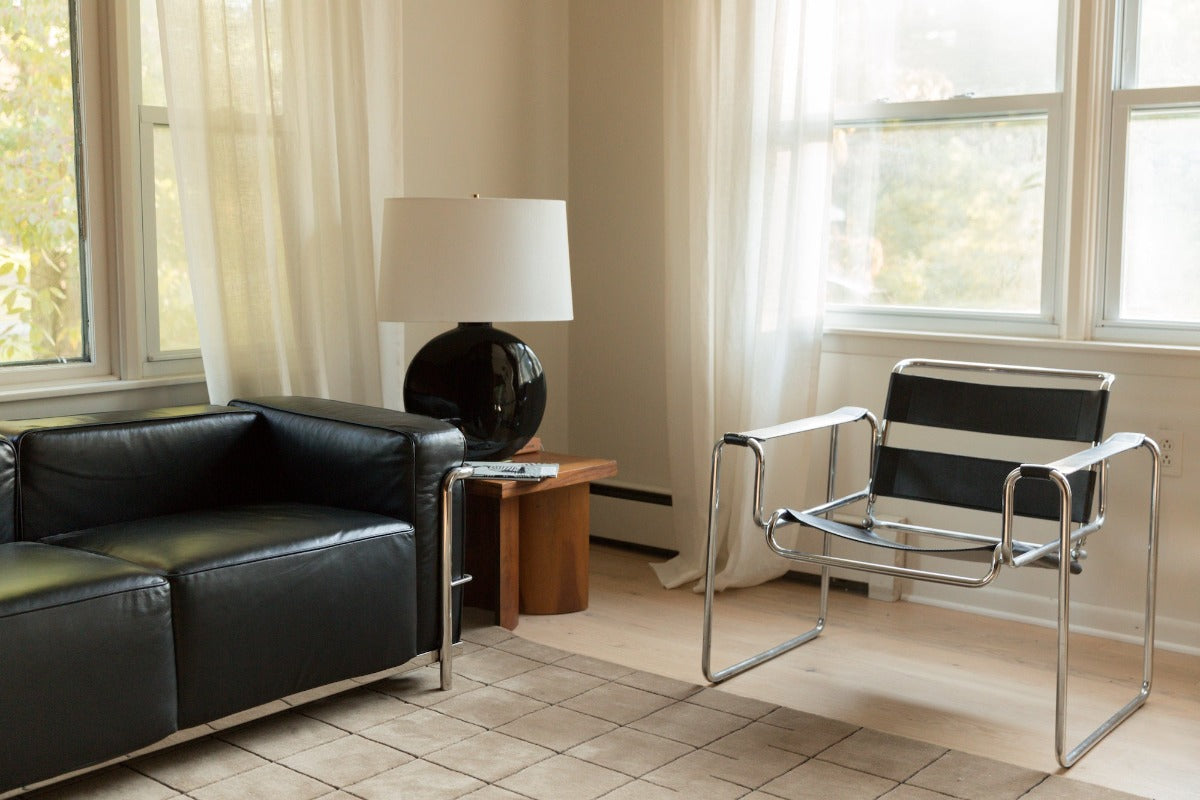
1095 0 1200 345
0 0 115 389
824 2 1072 338
0 0 202 393
137 103 201 366
825 0 1200 349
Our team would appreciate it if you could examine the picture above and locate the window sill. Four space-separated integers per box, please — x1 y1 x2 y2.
0 373 208 419
822 327 1200 380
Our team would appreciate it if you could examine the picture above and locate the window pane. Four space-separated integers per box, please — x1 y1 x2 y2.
1118 109 1200 322
152 125 199 352
828 118 1046 313
0 1 87 366
835 0 1059 105
1129 0 1200 89
139 0 165 106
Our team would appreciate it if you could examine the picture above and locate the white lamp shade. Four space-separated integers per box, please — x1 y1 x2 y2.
377 197 573 323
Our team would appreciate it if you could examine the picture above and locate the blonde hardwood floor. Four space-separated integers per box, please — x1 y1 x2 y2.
515 543 1200 800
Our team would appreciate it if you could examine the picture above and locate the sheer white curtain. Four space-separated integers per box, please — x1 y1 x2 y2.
653 0 836 591
158 0 401 405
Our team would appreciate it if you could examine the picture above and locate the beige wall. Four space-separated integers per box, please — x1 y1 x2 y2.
567 0 673 545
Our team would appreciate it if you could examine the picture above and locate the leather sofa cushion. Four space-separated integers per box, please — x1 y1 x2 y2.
50 502 420 727
46 502 410 576
1 406 265 541
0 543 176 791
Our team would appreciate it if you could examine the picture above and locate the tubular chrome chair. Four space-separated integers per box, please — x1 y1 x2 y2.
702 359 1160 767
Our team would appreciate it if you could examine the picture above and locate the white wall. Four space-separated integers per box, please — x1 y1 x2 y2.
563 2 1199 653
400 0 571 449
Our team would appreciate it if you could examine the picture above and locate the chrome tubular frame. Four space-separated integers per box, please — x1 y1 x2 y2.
1003 435 1161 767
701 409 878 683
439 465 477 689
700 361 1157 767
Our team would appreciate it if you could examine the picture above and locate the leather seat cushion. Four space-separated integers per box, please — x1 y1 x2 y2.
49 503 420 727
0 542 176 791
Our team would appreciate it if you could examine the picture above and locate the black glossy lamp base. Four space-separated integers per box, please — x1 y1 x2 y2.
403 323 547 461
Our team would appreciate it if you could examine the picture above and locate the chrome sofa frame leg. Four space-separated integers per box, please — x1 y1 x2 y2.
440 465 476 689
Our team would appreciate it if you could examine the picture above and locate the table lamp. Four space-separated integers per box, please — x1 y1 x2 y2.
377 196 573 460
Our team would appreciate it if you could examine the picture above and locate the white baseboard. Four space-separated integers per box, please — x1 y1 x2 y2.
904 586 1200 657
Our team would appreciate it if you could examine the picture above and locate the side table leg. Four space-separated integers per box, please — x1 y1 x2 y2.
496 497 521 629
464 493 521 630
519 483 590 615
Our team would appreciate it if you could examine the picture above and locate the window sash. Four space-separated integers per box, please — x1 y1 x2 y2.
1097 86 1200 343
0 0 114 387
826 93 1066 336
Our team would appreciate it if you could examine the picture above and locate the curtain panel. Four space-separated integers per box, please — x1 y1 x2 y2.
158 0 401 405
654 0 836 591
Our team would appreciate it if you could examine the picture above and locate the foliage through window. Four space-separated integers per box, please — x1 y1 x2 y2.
824 0 1200 343
0 1 87 366
0 0 199 382
826 0 1060 327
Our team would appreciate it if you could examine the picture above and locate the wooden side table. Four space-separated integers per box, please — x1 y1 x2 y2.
463 452 617 629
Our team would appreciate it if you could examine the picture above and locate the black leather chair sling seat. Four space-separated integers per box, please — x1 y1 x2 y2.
701 359 1161 768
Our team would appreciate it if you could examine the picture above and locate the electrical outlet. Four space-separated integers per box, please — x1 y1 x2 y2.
1156 428 1183 477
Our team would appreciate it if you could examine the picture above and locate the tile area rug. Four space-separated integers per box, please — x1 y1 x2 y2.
23 624 1146 800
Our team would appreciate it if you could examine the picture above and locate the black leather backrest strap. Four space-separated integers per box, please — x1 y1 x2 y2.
878 372 1109 523
0 406 265 541
874 446 1094 522
884 373 1108 443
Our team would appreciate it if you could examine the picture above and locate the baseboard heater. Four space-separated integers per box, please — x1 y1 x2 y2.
590 481 672 506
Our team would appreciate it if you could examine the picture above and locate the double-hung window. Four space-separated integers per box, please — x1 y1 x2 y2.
1100 0 1200 342
0 0 198 390
824 0 1200 345
826 0 1064 336
0 1 93 373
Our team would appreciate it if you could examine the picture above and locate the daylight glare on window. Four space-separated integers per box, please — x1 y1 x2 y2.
834 0 1058 105
0 1 86 366
1118 109 1200 322
830 118 1046 313
827 1 1058 317
1129 0 1200 89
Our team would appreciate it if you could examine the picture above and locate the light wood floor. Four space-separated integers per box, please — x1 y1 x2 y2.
515 543 1200 800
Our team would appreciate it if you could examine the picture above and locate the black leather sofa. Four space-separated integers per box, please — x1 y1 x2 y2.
0 397 466 793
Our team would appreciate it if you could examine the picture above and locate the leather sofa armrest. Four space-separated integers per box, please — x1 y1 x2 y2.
230 396 465 522
230 396 466 652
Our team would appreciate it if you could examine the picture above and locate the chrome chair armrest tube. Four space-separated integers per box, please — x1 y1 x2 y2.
1001 468 1073 567
1041 432 1146 476
723 406 873 446
722 410 879 530
1002 432 1149 567
439 464 476 689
